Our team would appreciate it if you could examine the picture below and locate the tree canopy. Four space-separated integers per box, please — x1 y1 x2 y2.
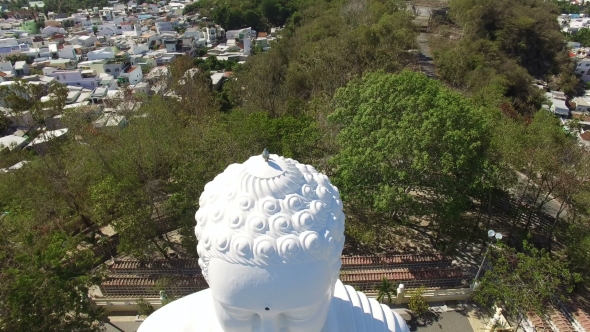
1 0 590 327
473 240 580 323
183 0 295 31
432 0 578 115
329 70 495 249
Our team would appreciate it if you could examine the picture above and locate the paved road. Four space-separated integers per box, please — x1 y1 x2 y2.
104 319 141 332
109 313 474 332
408 311 475 332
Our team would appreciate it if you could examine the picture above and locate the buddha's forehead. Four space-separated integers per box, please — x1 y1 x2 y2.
207 258 332 310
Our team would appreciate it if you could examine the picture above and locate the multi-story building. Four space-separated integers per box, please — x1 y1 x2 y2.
88 47 115 61
163 36 197 56
44 69 116 90
117 65 143 85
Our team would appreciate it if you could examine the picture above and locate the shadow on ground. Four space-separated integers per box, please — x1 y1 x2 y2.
406 310 476 332
406 311 443 330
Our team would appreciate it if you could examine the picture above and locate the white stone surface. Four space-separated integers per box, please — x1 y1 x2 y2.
139 153 410 332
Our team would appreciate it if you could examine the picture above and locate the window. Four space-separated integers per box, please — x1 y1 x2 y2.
56 76 59 80
105 69 111 73
115 68 120 72
62 75 66 80
77 83 81 85
586 63 590 67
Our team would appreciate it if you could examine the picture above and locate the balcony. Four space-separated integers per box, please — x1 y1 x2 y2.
81 69 97 78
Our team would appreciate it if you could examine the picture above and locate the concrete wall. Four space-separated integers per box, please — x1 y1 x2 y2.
95 286 473 314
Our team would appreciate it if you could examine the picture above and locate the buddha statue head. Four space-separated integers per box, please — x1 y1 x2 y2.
194 152 345 332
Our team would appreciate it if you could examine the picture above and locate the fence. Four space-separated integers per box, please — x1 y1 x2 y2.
109 259 200 275
96 255 464 297
94 287 473 313
341 267 463 291
341 254 452 270
99 274 207 297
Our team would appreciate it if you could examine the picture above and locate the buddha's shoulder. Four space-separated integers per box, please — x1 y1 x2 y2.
325 280 409 332
138 289 220 332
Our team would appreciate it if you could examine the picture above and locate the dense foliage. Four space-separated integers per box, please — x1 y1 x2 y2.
2 0 590 328
473 241 580 324
431 0 579 115
330 71 494 250
572 28 590 47
183 0 295 31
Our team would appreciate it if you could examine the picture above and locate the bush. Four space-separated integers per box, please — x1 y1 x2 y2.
136 298 155 316
407 286 429 318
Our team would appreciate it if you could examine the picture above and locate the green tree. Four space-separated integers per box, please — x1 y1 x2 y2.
92 25 98 35
0 79 45 122
573 28 590 46
44 81 68 118
0 112 10 132
495 111 581 243
183 2 200 15
564 223 590 286
5 53 30 65
407 286 430 318
472 240 580 327
329 71 494 247
376 277 395 303
0 232 105 331
433 0 567 115
136 298 155 316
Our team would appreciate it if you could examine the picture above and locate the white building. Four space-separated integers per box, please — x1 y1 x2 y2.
576 58 590 82
548 91 570 117
0 61 15 75
0 135 27 151
118 65 142 85
88 47 115 60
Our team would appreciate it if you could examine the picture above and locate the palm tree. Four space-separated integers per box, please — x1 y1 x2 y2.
376 277 395 304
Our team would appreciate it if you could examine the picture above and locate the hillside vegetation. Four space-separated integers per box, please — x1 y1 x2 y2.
431 0 578 116
1 0 590 329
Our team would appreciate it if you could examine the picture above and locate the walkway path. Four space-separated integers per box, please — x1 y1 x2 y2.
417 33 437 79
409 311 476 331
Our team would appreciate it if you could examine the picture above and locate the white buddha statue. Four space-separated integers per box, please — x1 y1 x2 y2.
139 152 410 332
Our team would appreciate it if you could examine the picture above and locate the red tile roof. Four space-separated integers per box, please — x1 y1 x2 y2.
526 312 551 331
341 254 449 267
339 268 463 283
125 66 137 73
549 308 576 332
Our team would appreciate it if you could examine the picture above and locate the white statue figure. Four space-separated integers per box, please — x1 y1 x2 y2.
139 152 410 332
